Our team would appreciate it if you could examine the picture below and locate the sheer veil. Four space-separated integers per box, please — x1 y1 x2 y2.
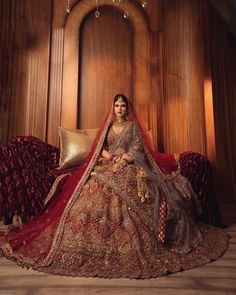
127 102 202 253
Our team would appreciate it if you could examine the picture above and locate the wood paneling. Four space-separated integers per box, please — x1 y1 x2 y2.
46 0 161 147
79 9 133 129
0 0 52 144
61 0 150 134
150 31 162 150
46 28 64 145
201 1 217 166
46 0 67 146
162 0 206 155
209 6 236 202
0 0 15 145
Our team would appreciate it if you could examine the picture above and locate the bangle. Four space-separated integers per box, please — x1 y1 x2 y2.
109 154 116 162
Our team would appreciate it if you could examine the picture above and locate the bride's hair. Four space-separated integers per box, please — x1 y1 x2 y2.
113 94 129 110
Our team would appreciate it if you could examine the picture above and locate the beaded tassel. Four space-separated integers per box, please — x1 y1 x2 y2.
136 167 150 202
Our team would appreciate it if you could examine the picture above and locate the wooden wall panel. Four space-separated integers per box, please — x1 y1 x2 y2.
46 0 67 146
228 36 236 174
79 9 133 129
46 28 64 145
209 6 236 202
60 0 150 137
150 31 162 150
0 1 32 144
162 0 206 155
0 0 52 144
0 0 16 145
46 0 160 147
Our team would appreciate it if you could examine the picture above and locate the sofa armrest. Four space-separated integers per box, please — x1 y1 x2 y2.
0 136 60 224
179 151 221 226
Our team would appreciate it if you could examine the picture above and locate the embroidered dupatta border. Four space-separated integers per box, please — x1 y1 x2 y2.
44 173 71 206
92 172 155 228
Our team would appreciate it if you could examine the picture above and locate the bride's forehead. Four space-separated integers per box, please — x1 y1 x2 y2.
114 101 126 106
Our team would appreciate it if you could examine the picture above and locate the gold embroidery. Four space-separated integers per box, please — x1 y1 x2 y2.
44 173 71 206
1 113 229 279
136 167 150 203
40 107 114 267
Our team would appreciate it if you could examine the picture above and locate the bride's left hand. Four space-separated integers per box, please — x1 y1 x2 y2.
121 153 133 163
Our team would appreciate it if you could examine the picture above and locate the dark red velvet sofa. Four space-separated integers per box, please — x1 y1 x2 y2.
0 136 221 226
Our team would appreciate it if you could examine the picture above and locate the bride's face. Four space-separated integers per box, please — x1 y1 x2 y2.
114 101 127 119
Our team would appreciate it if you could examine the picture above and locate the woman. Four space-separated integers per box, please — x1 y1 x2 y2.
0 94 228 278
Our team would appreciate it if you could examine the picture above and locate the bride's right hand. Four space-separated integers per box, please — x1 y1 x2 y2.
113 155 122 163
101 149 111 160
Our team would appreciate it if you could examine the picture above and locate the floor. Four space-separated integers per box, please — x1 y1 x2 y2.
0 204 235 295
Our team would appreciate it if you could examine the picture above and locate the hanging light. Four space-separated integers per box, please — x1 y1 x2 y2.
93 0 148 19
95 0 101 17
141 0 148 8
66 0 148 18
123 0 129 19
123 11 129 19
66 0 71 14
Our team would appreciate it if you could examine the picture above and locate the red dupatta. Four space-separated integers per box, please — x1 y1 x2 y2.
0 106 113 262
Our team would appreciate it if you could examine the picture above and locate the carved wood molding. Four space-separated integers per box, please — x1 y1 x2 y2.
61 0 150 129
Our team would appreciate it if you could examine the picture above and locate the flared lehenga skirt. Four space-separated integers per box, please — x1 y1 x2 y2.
0 168 229 279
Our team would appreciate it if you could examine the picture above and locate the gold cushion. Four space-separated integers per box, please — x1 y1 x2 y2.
58 127 98 169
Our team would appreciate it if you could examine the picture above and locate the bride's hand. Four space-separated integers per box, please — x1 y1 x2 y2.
121 153 133 163
101 149 112 160
112 161 126 172
113 155 122 163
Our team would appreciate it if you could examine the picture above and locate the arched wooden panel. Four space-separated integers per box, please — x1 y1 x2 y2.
61 0 150 132
79 8 133 129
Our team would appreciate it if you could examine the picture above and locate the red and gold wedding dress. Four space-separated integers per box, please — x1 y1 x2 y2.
0 104 228 278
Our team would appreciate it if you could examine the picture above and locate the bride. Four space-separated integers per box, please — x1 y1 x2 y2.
0 94 228 278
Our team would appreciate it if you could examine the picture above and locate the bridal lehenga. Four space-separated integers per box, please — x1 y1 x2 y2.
0 103 228 278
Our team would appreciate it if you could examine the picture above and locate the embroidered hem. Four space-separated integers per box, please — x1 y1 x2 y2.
1 224 229 279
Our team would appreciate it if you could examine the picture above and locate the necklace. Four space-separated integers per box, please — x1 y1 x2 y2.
112 119 129 135
115 117 127 124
